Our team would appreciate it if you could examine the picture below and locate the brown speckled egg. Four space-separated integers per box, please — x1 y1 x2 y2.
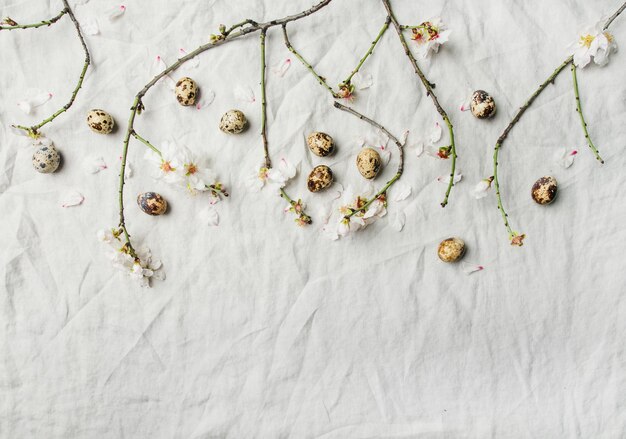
307 165 333 193
470 90 496 119
306 132 335 157
219 109 247 134
137 192 168 216
531 176 558 205
32 144 60 173
86 109 115 134
175 77 198 106
356 147 382 179
438 237 466 263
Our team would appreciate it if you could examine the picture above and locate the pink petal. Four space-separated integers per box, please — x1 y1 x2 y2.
462 262 484 275
60 191 85 208
272 59 292 77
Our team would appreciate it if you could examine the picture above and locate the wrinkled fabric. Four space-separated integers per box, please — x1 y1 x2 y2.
1 0 626 437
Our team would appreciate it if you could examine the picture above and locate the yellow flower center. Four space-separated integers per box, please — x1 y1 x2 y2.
186 163 197 175
160 161 174 172
580 34 595 48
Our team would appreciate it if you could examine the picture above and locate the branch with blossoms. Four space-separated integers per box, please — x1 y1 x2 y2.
491 1 626 247
3 0 91 140
382 0 457 208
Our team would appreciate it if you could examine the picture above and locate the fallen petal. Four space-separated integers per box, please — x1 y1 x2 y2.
204 207 219 226
108 4 126 20
81 17 99 35
390 211 406 232
60 191 85 208
429 122 443 144
83 156 107 174
179 48 199 68
196 89 216 110
390 181 412 201
437 172 462 184
462 262 484 275
234 85 255 103
555 148 577 169
17 90 52 114
272 58 292 77
352 72 373 90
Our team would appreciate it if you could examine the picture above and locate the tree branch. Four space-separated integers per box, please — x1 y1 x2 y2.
571 64 603 163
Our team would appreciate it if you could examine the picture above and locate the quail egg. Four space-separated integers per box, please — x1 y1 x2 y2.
356 147 382 179
86 109 115 134
219 109 247 134
307 165 333 193
306 132 335 157
531 176 558 205
32 144 61 174
137 192 168 216
470 90 496 119
438 237 466 263
175 77 198 106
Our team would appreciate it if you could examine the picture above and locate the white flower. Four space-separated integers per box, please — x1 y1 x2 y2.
97 228 164 287
144 141 184 185
410 17 451 58
245 158 297 192
177 145 216 195
472 176 494 199
571 22 618 68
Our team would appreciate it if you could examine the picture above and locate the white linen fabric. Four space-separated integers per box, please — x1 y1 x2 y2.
1 0 626 437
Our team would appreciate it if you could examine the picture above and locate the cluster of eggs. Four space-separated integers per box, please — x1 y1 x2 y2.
304 131 384 193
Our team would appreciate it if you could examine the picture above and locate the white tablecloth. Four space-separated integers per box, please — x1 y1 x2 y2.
1 0 626 437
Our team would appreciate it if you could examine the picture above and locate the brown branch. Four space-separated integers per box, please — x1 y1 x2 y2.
0 9 67 30
381 0 457 207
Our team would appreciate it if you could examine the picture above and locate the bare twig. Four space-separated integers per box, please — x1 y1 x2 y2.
381 0 457 207
0 9 67 31
333 101 404 218
341 17 390 86
260 28 271 169
571 64 604 163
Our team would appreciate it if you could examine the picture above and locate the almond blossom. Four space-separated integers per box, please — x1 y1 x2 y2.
571 22 618 68
245 158 297 192
472 176 494 199
97 228 164 287
410 18 451 58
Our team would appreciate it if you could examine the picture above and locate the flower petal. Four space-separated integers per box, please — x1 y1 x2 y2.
554 148 577 169
81 17 99 35
179 48 199 68
196 89 216 110
234 85 255 103
462 262 484 275
437 172 462 184
272 58 292 77
351 72 373 90
390 181 412 201
429 122 443 144
83 156 107 174
390 211 406 232
108 4 126 20
204 207 219 226
60 190 84 208
17 90 52 114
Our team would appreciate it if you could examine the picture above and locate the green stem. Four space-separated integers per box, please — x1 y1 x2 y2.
282 24 339 98
382 0 457 207
571 64 604 164
279 188 312 224
131 131 161 155
13 0 90 135
342 17 390 86
0 9 67 30
260 28 271 169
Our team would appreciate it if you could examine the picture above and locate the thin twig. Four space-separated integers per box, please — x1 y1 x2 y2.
381 0 457 207
492 1 626 245
260 28 271 169
342 17 390 86
118 0 333 253
282 24 339 98
333 101 404 218
131 131 161 155
0 9 67 30
571 64 604 163
13 0 90 136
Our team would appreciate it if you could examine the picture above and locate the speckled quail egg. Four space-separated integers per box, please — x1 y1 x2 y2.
219 109 247 134
137 192 168 216
86 109 115 134
32 145 61 174
531 176 558 205
175 77 198 106
470 90 496 119
356 147 382 179
306 132 335 157
307 165 333 193
438 237 466 263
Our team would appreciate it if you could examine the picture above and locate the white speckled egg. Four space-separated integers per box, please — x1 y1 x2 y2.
137 192 168 216
356 147 382 179
86 109 115 134
531 176 558 205
307 165 333 193
219 109 247 134
438 237 466 263
306 132 335 157
32 144 60 173
175 77 198 106
470 90 496 119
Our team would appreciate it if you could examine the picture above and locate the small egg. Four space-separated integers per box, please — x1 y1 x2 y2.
470 90 496 119
219 109 247 134
306 132 335 157
86 109 115 134
175 77 198 106
531 176 558 205
307 165 333 193
137 192 168 216
32 145 61 174
356 147 382 179
438 237 466 263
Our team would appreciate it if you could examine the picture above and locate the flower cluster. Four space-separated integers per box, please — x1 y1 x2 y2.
410 18 451 58
284 198 312 226
144 141 226 201
97 228 164 287
571 22 618 68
